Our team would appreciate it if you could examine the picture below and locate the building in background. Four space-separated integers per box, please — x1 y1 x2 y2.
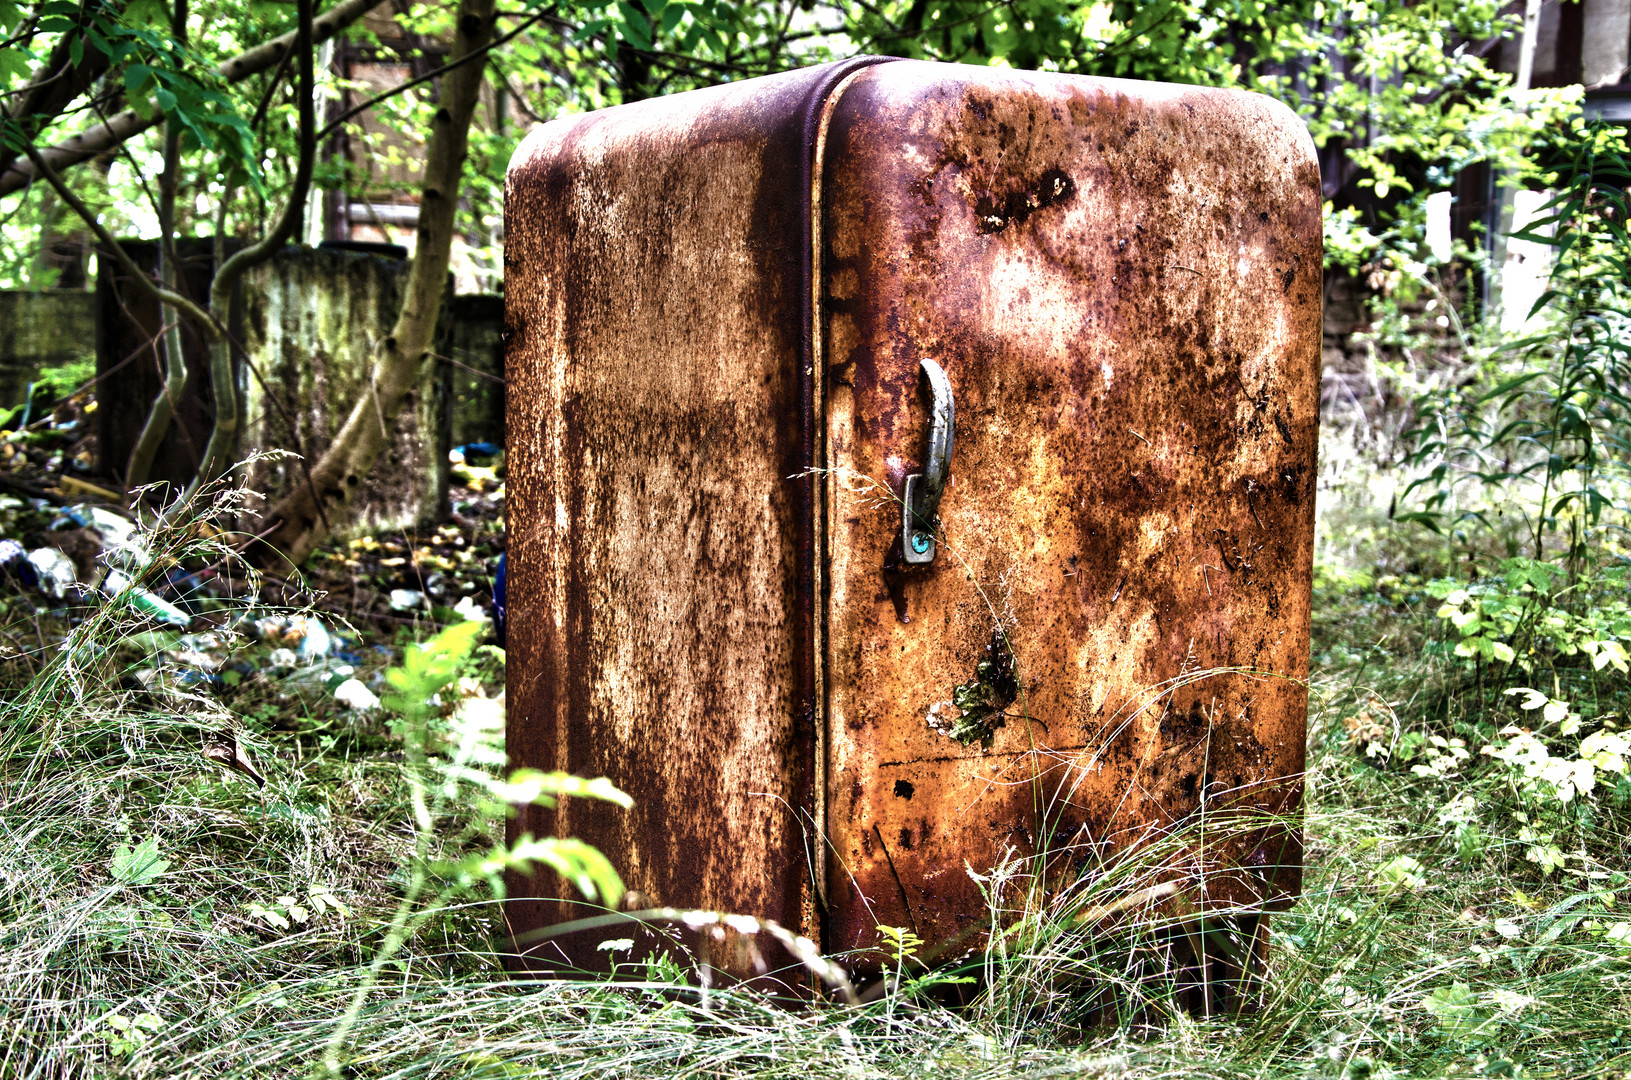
310 1 519 294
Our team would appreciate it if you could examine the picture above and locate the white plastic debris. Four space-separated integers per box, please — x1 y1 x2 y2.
102 568 190 627
27 547 76 598
81 505 146 568
266 647 299 671
452 595 489 623
333 678 381 711
253 615 333 661
389 589 426 611
291 617 331 661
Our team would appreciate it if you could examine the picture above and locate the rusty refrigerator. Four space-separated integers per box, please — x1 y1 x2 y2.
503 57 1322 990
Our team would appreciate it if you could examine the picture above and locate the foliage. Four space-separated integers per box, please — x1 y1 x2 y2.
0 0 1577 294
1 0 266 204
1401 123 1631 572
1425 559 1631 673
2 3 1628 1078
0 477 633 1077
0 477 1624 1077
320 616 626 1075
944 628 1019 748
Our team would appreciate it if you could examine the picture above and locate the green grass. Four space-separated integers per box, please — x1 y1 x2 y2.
2 493 1630 1079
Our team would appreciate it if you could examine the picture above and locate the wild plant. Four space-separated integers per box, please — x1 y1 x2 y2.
1401 121 1631 582
319 617 629 1078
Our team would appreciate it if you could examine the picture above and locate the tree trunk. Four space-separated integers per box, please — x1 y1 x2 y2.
250 0 498 570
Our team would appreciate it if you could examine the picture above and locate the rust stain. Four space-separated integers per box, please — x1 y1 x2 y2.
821 63 1321 958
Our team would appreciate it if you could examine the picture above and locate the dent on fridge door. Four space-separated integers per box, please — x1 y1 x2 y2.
819 61 1321 963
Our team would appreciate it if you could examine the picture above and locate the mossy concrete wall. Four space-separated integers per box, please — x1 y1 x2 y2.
240 247 447 537
0 290 95 407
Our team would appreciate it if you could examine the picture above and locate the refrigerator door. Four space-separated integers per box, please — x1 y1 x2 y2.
819 62 1321 958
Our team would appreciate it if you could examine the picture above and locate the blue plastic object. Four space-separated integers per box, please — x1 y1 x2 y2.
454 442 504 465
493 552 506 648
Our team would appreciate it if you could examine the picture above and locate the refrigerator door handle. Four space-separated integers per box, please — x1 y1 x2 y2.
901 358 955 565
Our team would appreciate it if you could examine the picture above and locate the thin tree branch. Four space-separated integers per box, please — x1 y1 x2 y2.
211 0 316 312
87 84 164 227
491 64 548 124
251 34 299 132
0 15 42 56
254 0 497 569
180 0 318 500
315 7 548 144
18 140 215 331
0 0 379 197
4 1 124 126
125 0 192 496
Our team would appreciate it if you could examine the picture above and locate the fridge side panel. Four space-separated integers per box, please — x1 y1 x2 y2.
504 66 855 973
821 62 1322 955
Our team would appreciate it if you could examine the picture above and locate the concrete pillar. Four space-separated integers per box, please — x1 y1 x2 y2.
0 291 95 408
239 246 447 537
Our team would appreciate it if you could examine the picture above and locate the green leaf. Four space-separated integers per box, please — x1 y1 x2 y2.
0 48 31 86
572 17 608 43
507 835 625 906
615 0 651 47
1376 854 1425 893
490 769 632 808
1423 982 1489 1040
111 836 171 887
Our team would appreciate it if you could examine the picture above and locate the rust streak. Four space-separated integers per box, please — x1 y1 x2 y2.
872 823 921 937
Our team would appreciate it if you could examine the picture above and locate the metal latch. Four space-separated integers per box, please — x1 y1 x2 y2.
902 358 955 565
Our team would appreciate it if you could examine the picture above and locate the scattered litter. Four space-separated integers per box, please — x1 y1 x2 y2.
159 568 213 614
333 678 381 711
0 413 505 715
253 615 333 661
450 444 505 493
452 595 489 623
28 547 76 598
57 476 122 502
169 648 222 672
54 503 146 568
103 569 191 627
295 618 332 661
389 589 426 611
449 442 503 465
0 539 32 587
168 634 234 672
